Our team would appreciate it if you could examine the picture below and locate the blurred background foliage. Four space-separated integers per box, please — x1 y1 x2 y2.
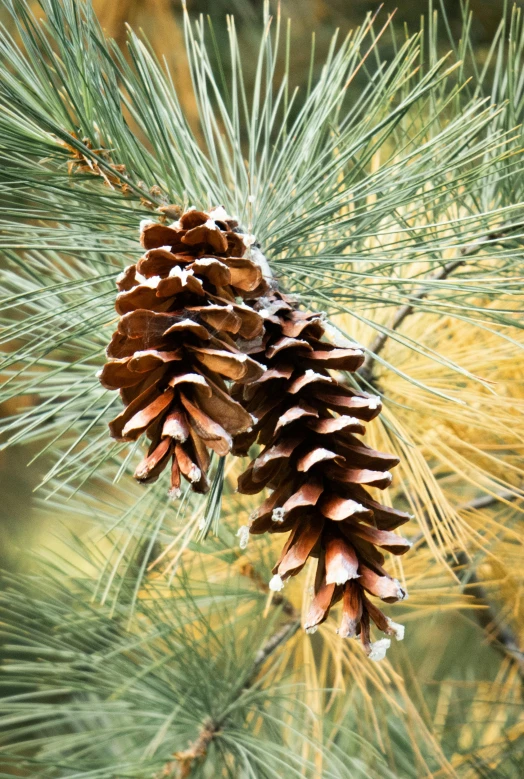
1 0 524 776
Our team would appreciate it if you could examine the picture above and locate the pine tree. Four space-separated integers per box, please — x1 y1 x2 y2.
0 0 524 776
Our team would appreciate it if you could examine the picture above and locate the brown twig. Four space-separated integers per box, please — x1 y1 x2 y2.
163 720 217 779
411 489 520 548
60 132 163 208
157 555 300 778
358 258 466 382
357 221 524 384
251 617 301 671
454 549 524 679
156 218 521 775
413 489 524 678
157 616 300 779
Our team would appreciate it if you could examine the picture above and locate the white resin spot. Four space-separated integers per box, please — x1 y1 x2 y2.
393 579 408 600
367 395 381 410
322 321 363 348
116 265 134 283
236 525 250 550
188 465 201 483
168 487 182 501
272 508 285 523
269 574 284 592
304 369 332 383
196 257 228 269
386 619 405 641
305 625 318 635
169 265 194 282
344 499 367 516
142 275 161 288
209 205 234 222
368 638 391 662
139 219 155 233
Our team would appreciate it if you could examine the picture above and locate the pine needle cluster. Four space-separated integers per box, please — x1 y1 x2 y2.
0 0 524 776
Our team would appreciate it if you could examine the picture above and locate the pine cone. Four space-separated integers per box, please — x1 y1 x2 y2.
99 207 268 496
233 290 412 654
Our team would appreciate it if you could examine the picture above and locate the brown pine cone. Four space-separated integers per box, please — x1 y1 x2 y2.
99 207 269 496
233 290 412 656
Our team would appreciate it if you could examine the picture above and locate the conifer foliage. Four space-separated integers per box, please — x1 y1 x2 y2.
1 0 524 775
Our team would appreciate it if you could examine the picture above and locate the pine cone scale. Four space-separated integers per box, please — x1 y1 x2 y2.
233 289 411 653
102 207 264 493
102 207 412 650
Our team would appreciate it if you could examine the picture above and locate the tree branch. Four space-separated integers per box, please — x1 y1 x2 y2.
158 615 300 778
454 549 524 679
159 221 524 777
358 258 465 382
413 489 524 678
357 222 524 384
158 551 300 779
251 617 301 675
411 488 520 548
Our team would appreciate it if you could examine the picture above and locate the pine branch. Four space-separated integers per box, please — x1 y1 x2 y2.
251 617 301 668
60 132 164 207
357 258 465 383
157 543 301 778
455 549 524 679
159 617 301 779
412 489 520 548
357 222 524 384
413 489 524 678
1 2 523 771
